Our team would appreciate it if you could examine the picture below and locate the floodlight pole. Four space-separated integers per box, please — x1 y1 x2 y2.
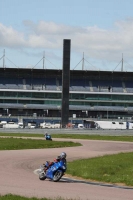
121 53 123 72
43 51 45 69
3 49 5 68
82 52 84 71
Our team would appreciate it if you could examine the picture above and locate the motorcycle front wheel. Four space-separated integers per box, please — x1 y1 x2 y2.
53 170 63 182
39 172 46 180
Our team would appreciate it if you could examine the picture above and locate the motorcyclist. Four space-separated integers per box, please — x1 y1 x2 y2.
44 132 48 138
44 152 67 172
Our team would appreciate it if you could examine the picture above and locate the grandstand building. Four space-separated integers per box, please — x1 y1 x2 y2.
0 67 133 126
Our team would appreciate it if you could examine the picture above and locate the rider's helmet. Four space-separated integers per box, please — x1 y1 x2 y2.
60 152 67 159
45 132 48 135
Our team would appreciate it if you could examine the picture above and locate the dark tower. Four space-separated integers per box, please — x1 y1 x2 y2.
61 39 71 128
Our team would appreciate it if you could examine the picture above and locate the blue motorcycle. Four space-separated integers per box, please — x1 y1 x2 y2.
39 160 67 182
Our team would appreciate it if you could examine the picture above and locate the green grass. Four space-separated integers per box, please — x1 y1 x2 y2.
1 133 133 142
0 138 81 150
0 133 43 137
52 134 133 142
67 152 133 186
0 194 69 200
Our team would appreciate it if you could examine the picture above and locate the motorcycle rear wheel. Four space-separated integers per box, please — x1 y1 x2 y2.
53 170 63 182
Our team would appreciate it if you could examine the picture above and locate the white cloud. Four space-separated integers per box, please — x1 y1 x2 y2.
0 23 26 48
1 19 133 63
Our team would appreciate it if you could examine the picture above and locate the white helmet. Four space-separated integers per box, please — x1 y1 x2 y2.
60 152 67 159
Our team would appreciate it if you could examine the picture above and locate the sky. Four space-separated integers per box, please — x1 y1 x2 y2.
0 0 133 71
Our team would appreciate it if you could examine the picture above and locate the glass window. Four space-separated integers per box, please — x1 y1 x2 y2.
18 100 31 104
70 101 85 105
32 93 44 98
4 91 18 97
45 100 61 105
31 100 44 104
4 99 17 103
70 94 85 100
18 92 31 98
0 91 4 97
45 93 61 99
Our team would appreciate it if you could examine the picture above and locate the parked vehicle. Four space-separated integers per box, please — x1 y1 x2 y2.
40 122 52 129
53 123 60 128
39 160 67 182
1 121 7 125
95 120 133 130
3 121 19 129
30 125 36 128
26 123 36 129
78 124 85 129
40 122 60 129
18 122 23 128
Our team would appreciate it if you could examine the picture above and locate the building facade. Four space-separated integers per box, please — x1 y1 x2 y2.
0 68 133 124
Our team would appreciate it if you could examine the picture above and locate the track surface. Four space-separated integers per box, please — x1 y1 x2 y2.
1 137 133 200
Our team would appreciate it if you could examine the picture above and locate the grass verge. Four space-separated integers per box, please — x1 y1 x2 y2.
0 194 67 200
1 133 133 142
67 152 133 186
52 134 133 142
0 137 81 150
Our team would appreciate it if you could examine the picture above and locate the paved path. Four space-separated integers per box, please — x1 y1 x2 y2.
1 137 133 200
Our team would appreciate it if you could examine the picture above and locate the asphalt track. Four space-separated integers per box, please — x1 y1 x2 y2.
1 131 133 199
